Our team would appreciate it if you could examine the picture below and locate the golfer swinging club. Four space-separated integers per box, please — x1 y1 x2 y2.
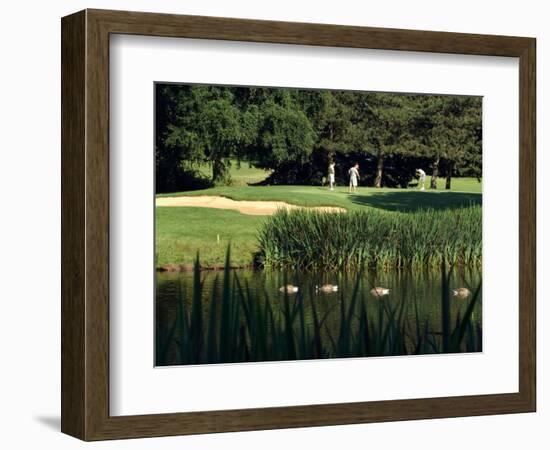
348 163 360 193
416 168 426 191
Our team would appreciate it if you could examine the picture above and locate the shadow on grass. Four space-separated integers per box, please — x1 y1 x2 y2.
350 190 482 212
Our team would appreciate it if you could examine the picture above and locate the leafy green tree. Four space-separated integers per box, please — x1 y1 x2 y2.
315 91 353 162
357 93 415 188
422 96 482 189
251 101 315 170
407 95 443 188
160 85 246 184
194 99 243 183
155 83 482 191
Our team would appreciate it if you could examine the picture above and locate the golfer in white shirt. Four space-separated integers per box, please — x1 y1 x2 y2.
348 163 360 193
416 168 426 191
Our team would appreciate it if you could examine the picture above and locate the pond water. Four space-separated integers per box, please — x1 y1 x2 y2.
156 267 482 366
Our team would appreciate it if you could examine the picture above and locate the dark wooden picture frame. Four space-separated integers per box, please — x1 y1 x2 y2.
61 9 536 441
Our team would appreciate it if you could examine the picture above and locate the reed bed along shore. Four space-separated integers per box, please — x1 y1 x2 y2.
257 205 482 271
156 250 482 366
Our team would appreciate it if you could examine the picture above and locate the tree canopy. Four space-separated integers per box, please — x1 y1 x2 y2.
155 83 482 192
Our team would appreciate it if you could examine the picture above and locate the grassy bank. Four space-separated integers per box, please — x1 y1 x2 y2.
156 251 482 366
258 206 482 270
156 179 482 268
156 207 264 268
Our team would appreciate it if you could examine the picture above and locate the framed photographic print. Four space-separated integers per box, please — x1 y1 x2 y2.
61 9 536 441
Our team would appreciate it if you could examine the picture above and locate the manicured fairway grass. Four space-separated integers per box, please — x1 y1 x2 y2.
431 177 481 192
156 177 482 268
158 178 481 212
156 207 264 268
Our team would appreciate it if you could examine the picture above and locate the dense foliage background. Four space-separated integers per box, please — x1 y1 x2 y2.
155 84 482 192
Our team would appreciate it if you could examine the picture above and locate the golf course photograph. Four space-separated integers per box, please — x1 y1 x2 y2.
154 82 483 366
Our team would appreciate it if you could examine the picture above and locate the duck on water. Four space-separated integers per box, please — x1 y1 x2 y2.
452 287 471 299
370 287 390 297
279 285 299 294
315 284 338 293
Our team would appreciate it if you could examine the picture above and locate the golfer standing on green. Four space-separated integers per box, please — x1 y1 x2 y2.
348 163 360 193
328 162 336 190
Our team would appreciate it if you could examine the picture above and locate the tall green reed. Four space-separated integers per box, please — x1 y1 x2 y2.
155 249 482 366
257 206 482 271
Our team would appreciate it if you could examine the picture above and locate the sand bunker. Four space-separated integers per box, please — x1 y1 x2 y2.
156 195 346 216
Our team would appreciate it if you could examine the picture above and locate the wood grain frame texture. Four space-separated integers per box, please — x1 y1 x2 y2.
61 8 536 441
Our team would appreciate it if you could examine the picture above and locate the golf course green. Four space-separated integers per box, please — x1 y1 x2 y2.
155 164 482 269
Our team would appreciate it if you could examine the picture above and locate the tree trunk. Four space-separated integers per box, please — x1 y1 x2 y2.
374 152 384 188
327 147 335 165
445 161 454 190
327 125 335 165
430 155 440 189
212 158 227 184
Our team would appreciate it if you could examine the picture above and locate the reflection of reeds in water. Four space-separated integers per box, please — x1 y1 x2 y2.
258 206 481 271
156 248 482 366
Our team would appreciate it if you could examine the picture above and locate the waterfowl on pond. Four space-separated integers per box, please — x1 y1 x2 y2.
370 287 390 297
452 287 471 299
279 284 299 294
315 284 339 293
